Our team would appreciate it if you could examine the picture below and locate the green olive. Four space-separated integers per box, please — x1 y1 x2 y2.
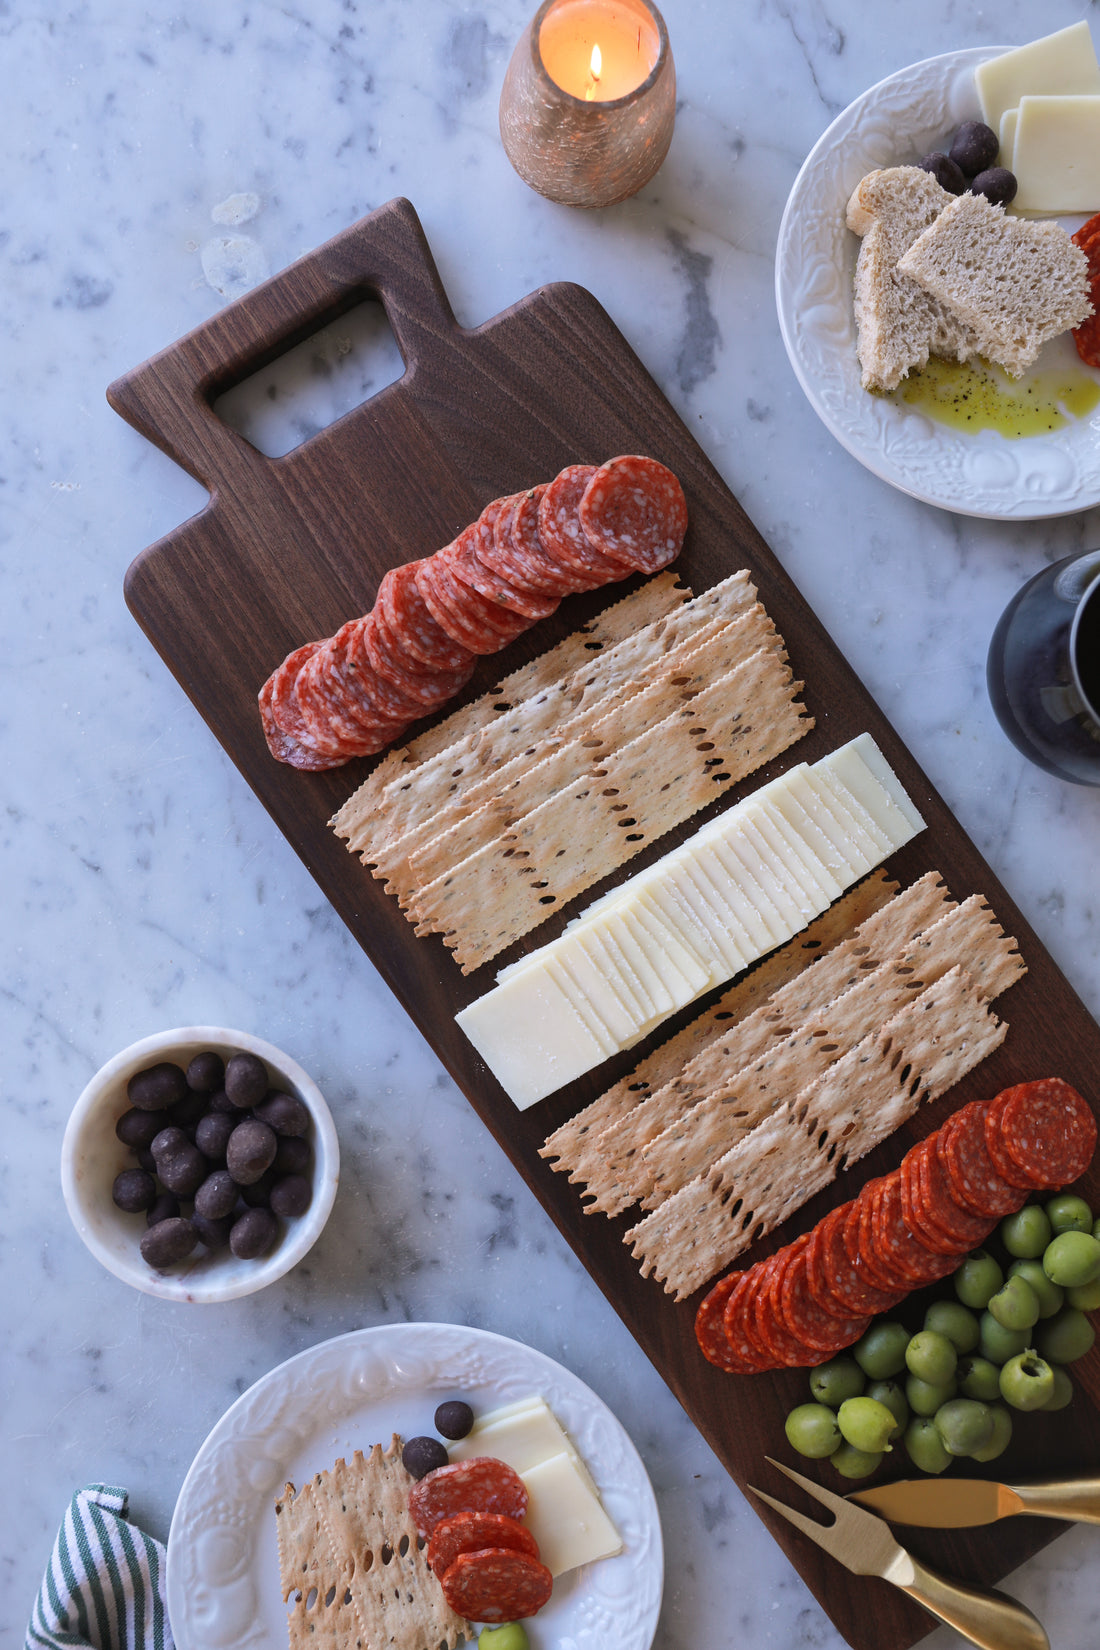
923 1300 980 1354
903 1416 952 1474
809 1356 865 1409
1000 1205 1052 1258
1041 1366 1075 1411
830 1442 885 1479
933 1397 994 1457
1036 1306 1096 1365
1045 1193 1094 1234
1067 1276 1100 1311
853 1321 911 1380
978 1311 1030 1366
1043 1231 1100 1289
969 1403 1013 1462
998 1351 1056 1411
905 1329 957 1386
954 1251 1004 1310
837 1396 897 1454
956 1355 1002 1403
478 1627 530 1650
784 1403 842 1459
906 1373 957 1417
865 1380 909 1440
987 1274 1040 1332
1007 1259 1064 1319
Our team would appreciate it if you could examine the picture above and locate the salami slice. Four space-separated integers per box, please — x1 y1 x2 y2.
408 1457 528 1540
365 607 475 710
259 649 342 771
499 486 579 597
915 1137 995 1250
776 1247 869 1354
448 519 559 620
439 1547 553 1624
872 1175 960 1287
756 1246 814 1366
697 1271 765 1373
578 455 689 573
854 1180 908 1293
378 560 473 673
995 1078 1097 1188
983 1091 1044 1190
317 619 420 740
1072 217 1100 367
427 1511 538 1580
276 642 367 762
416 555 529 655
938 1103 1022 1219
818 1201 904 1317
537 465 624 588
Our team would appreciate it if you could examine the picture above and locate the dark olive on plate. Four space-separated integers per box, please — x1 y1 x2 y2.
127 1061 188 1112
146 1192 180 1227
116 1108 164 1150
140 1216 199 1268
273 1136 311 1176
195 1110 236 1163
970 166 1018 207
918 151 966 194
225 1052 269 1109
949 120 999 177
241 1168 278 1208
169 1086 210 1129
151 1125 189 1161
402 1436 449 1479
434 1400 475 1440
227 1119 278 1185
195 1169 239 1220
186 1050 225 1093
192 1211 234 1249
158 1143 209 1198
229 1206 279 1258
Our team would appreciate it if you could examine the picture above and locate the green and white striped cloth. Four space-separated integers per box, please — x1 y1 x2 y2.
26 1484 174 1650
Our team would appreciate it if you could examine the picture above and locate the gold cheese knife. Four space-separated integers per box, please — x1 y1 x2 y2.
749 1459 1049 1650
850 1473 1100 1528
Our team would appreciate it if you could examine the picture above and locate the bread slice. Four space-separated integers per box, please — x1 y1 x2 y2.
897 192 1093 377
846 166 983 391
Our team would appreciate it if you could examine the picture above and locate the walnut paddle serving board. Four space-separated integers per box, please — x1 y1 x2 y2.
111 198 1100 1650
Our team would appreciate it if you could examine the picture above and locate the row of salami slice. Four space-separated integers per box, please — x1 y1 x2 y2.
258 454 689 771
695 1078 1097 1375
408 1455 553 1625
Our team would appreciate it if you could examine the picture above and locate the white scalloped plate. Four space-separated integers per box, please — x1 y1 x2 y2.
775 47 1100 519
166 1322 663 1650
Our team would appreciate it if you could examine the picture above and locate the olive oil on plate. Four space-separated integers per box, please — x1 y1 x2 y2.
890 355 1100 438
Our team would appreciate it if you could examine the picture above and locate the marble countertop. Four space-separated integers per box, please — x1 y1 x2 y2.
5 1 1100 1647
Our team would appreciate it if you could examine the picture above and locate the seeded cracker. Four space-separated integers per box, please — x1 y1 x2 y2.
538 872 898 1187
625 964 1007 1300
378 603 781 897
330 572 691 856
275 1436 470 1650
570 870 955 1217
636 893 1024 1209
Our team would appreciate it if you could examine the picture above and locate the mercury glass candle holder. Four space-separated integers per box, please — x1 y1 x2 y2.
499 0 676 209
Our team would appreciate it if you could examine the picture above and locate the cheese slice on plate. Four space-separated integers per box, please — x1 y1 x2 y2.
975 22 1100 131
456 734 925 1109
1012 94 1100 213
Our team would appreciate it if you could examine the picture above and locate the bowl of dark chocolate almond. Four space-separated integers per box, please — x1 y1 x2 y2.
61 1027 339 1301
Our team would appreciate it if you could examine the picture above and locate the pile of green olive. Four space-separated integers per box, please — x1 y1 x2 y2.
784 1192 1099 1478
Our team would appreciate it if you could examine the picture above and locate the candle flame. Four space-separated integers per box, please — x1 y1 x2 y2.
585 42 602 100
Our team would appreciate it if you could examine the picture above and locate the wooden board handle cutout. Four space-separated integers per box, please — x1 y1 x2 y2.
107 198 456 496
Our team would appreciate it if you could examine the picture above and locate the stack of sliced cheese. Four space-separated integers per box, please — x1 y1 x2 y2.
455 733 924 1109
979 22 1100 214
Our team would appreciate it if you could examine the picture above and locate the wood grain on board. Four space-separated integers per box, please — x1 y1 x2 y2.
109 197 1100 1650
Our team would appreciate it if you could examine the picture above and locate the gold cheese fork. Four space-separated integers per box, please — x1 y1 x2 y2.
748 1459 1049 1650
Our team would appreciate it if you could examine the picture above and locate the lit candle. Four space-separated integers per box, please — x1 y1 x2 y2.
499 0 676 208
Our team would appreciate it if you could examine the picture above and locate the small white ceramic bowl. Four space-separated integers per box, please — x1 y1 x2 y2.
61 1027 339 1303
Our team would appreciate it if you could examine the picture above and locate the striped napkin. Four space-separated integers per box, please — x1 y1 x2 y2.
26 1484 174 1650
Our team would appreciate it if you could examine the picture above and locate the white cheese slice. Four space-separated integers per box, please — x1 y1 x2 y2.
999 106 1019 168
590 924 653 1023
455 966 611 1109
975 22 1100 131
733 810 823 928
1012 94 1100 212
819 734 924 848
600 908 677 1020
449 1394 575 1474
551 941 641 1048
791 768 879 877
678 840 773 958
663 859 752 975
624 893 713 997
642 877 732 986
544 957 622 1056
809 764 891 859
753 794 845 905
522 1451 624 1577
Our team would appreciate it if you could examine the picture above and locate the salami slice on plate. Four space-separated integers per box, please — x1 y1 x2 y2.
408 1457 528 1540
537 465 624 588
578 454 689 573
439 1546 553 1624
427 1510 538 1579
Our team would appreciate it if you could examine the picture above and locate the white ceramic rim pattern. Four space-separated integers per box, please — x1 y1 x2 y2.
165 1321 664 1650
60 1025 339 1303
775 47 1100 520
